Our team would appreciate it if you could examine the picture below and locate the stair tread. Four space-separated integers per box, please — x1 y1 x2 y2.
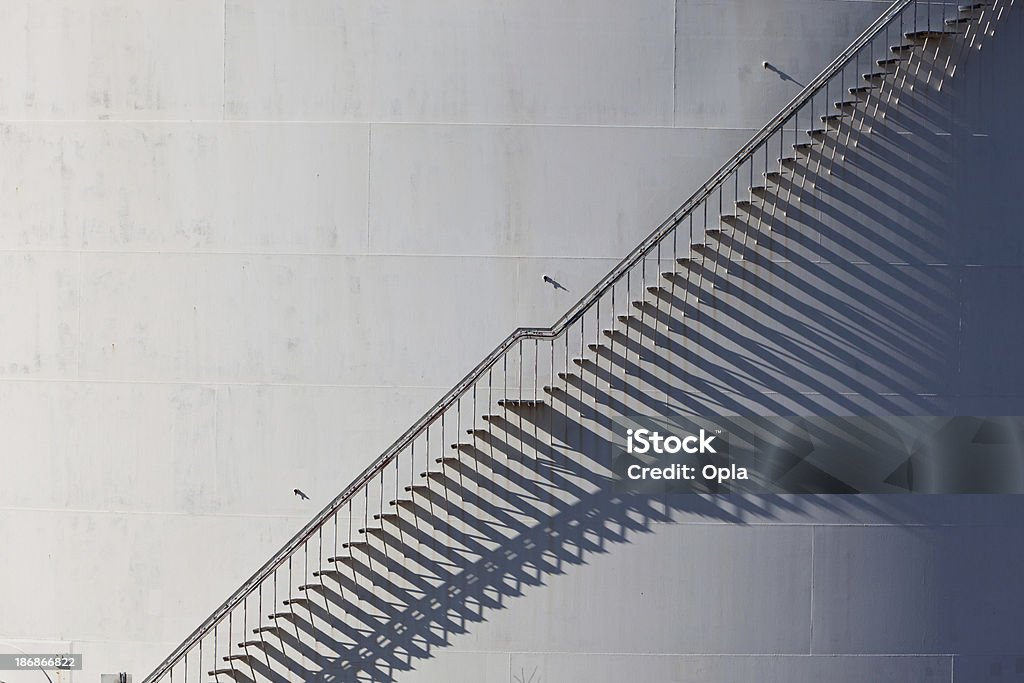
497 399 546 407
328 553 362 561
312 569 341 577
905 30 959 39
238 640 268 648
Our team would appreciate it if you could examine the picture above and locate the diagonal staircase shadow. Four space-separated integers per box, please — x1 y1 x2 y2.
147 4 1024 682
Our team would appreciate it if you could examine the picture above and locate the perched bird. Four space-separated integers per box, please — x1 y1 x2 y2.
293 488 310 500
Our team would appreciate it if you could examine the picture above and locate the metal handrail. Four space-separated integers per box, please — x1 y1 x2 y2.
143 1 920 679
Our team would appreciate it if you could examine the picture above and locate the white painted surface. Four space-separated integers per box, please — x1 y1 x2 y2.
223 0 676 125
1 2 1017 681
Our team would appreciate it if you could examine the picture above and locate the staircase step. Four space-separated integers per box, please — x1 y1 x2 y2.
223 654 252 663
806 128 828 137
238 640 268 649
435 455 462 465
960 2 993 9
905 30 959 40
253 626 282 635
849 85 878 95
328 554 361 563
834 99 860 109
388 498 415 508
705 228 727 240
403 484 430 494
877 57 905 69
497 398 545 408
466 428 487 436
282 597 310 606
542 385 564 394
312 569 341 578
793 142 816 154
557 370 579 380
268 612 294 620
765 171 786 183
862 71 890 81
209 668 240 677
372 512 399 521
420 470 447 479
945 16 973 26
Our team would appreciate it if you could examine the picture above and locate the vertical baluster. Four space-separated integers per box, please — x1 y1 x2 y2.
439 410 449 517
225 610 231 675
536 335 544 475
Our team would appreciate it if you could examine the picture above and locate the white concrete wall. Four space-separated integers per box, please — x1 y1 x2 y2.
4 0 982 680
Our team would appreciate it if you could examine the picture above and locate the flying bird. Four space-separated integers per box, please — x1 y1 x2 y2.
293 488 309 500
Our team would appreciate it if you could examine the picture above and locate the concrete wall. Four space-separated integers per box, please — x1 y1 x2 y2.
3 1 1021 681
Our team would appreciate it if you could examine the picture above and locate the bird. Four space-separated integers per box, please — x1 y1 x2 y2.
293 488 309 500
542 274 568 291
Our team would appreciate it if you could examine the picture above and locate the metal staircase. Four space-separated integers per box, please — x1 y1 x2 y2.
143 1 1016 681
